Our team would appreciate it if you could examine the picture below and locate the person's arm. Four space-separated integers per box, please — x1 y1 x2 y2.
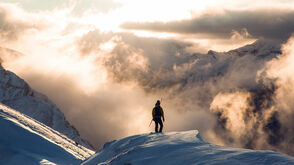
161 107 165 122
152 108 155 119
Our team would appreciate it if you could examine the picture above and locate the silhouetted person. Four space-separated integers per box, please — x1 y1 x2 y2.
152 100 165 133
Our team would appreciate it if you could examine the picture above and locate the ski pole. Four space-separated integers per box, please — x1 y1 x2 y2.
149 119 153 127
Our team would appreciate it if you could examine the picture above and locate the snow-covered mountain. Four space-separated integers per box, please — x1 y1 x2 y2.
226 39 281 58
82 130 294 165
187 39 281 83
0 49 92 149
0 103 94 165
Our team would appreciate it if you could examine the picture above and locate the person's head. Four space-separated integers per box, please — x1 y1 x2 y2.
155 100 160 106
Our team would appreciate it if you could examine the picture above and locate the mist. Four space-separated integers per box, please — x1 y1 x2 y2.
9 30 219 148
209 37 294 155
1 1 294 156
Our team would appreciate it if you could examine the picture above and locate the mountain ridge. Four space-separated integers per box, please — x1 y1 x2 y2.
0 60 93 149
82 130 294 165
0 103 94 164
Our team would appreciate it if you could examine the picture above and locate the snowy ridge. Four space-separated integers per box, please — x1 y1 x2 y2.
0 103 94 164
0 60 92 149
226 39 281 58
82 130 294 165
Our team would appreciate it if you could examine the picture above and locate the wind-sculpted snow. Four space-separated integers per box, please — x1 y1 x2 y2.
0 104 94 164
82 130 294 165
0 58 92 149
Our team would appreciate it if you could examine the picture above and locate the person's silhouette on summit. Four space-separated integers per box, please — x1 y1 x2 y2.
152 100 165 133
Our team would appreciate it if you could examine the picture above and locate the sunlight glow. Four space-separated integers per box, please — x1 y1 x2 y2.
1 0 294 148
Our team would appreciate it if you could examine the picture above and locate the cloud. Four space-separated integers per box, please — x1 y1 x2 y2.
19 26 276 151
121 9 294 40
1 0 121 13
3 1 294 156
77 30 114 55
231 28 251 40
0 4 39 42
72 29 285 151
18 71 156 148
3 27 220 149
208 36 294 155
1 0 66 11
73 0 122 14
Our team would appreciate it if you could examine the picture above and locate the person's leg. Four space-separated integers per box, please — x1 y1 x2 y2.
159 119 163 133
155 120 159 133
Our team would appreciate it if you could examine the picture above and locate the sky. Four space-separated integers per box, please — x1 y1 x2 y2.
1 0 294 153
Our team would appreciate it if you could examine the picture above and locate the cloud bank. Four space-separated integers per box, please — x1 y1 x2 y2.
121 9 294 40
0 4 40 42
209 37 294 155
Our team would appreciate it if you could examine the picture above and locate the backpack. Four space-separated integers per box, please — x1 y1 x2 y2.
154 106 162 118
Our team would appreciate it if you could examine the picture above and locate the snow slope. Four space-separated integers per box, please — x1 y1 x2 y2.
0 103 94 165
0 59 92 149
82 130 294 165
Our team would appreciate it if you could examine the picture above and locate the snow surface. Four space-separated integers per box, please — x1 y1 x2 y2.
82 130 294 165
0 104 94 165
0 60 92 149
